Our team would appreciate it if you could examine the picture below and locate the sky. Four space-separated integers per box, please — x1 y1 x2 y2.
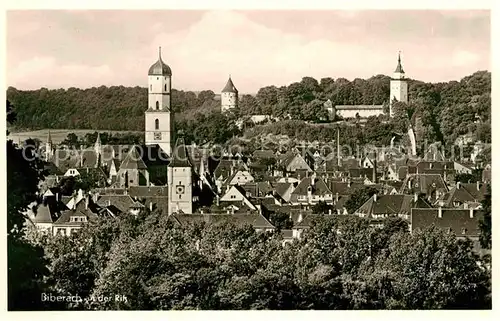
6 10 490 93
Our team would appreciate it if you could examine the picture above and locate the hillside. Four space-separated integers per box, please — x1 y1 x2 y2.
6 71 491 146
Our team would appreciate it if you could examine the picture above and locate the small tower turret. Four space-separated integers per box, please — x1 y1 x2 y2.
221 75 238 112
389 51 409 117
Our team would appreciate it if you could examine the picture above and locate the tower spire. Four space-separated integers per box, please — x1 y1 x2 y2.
394 51 404 74
159 46 162 60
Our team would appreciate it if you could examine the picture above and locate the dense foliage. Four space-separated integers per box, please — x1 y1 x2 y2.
7 100 50 310
28 211 491 310
7 71 490 149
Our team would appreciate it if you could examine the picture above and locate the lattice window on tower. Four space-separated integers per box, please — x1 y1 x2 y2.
155 119 159 130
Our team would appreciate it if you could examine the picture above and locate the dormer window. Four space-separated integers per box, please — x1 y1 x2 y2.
461 228 467 235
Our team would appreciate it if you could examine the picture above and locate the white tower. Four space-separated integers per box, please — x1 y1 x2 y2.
389 52 408 117
145 47 173 155
221 76 238 112
45 130 54 161
168 133 193 215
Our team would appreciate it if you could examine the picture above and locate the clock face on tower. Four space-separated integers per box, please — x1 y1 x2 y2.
154 132 162 140
176 184 185 195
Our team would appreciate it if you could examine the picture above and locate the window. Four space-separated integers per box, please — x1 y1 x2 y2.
155 119 159 130
164 84 167 91
230 195 236 199
178 181 181 185
156 101 159 110
461 228 467 235
150 85 152 91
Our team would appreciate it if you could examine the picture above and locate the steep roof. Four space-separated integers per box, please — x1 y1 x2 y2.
394 52 405 73
291 176 332 196
169 136 192 167
400 174 448 195
119 146 148 170
221 77 238 93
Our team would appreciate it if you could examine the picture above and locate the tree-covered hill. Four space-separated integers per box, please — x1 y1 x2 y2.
7 71 491 146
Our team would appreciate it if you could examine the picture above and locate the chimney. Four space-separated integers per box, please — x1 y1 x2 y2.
328 209 332 215
216 195 220 206
408 179 412 190
438 207 442 218
92 192 99 203
477 181 480 191
469 208 474 219
56 192 59 202
456 182 461 189
347 179 351 188
372 159 377 184
298 212 303 223
335 192 339 203
414 193 418 203
231 207 235 215
107 200 111 207
85 195 89 209
373 194 377 202
149 202 153 211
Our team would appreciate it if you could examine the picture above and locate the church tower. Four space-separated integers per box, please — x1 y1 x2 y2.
45 130 54 161
221 76 238 112
389 52 408 117
145 47 173 155
168 132 193 215
94 133 102 168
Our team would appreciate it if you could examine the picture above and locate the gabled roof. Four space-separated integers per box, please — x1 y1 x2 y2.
128 186 168 198
327 181 364 196
169 136 192 168
355 194 431 217
291 176 332 196
400 173 448 195
221 77 238 93
119 146 148 170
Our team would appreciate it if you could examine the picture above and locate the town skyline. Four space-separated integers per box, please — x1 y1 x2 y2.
7 10 490 93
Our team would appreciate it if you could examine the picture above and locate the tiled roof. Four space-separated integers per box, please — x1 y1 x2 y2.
327 181 364 196
252 150 276 159
411 208 483 237
128 186 168 198
95 195 141 214
171 213 273 229
221 77 238 93
291 176 332 196
119 146 148 170
400 174 448 195
169 137 192 167
355 194 431 217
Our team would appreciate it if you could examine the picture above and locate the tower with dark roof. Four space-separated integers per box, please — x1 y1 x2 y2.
221 76 238 112
167 131 193 215
45 130 54 161
389 51 409 117
145 47 174 155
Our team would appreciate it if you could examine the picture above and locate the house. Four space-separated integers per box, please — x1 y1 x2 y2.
454 161 475 175
354 193 432 222
411 208 483 240
436 182 488 209
279 152 313 173
226 169 255 186
289 173 333 205
400 174 448 202
52 196 109 236
220 185 257 210
168 212 275 233
273 182 296 203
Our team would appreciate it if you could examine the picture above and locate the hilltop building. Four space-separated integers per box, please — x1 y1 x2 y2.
325 52 408 119
221 76 238 112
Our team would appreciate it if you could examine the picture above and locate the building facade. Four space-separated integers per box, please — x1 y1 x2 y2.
221 76 238 112
145 47 174 155
389 52 409 117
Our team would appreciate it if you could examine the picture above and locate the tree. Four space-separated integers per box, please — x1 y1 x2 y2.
268 212 293 230
344 186 378 214
479 185 491 249
311 201 332 214
7 100 49 310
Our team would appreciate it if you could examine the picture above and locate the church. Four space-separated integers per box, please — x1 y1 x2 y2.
324 52 409 119
44 48 207 216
